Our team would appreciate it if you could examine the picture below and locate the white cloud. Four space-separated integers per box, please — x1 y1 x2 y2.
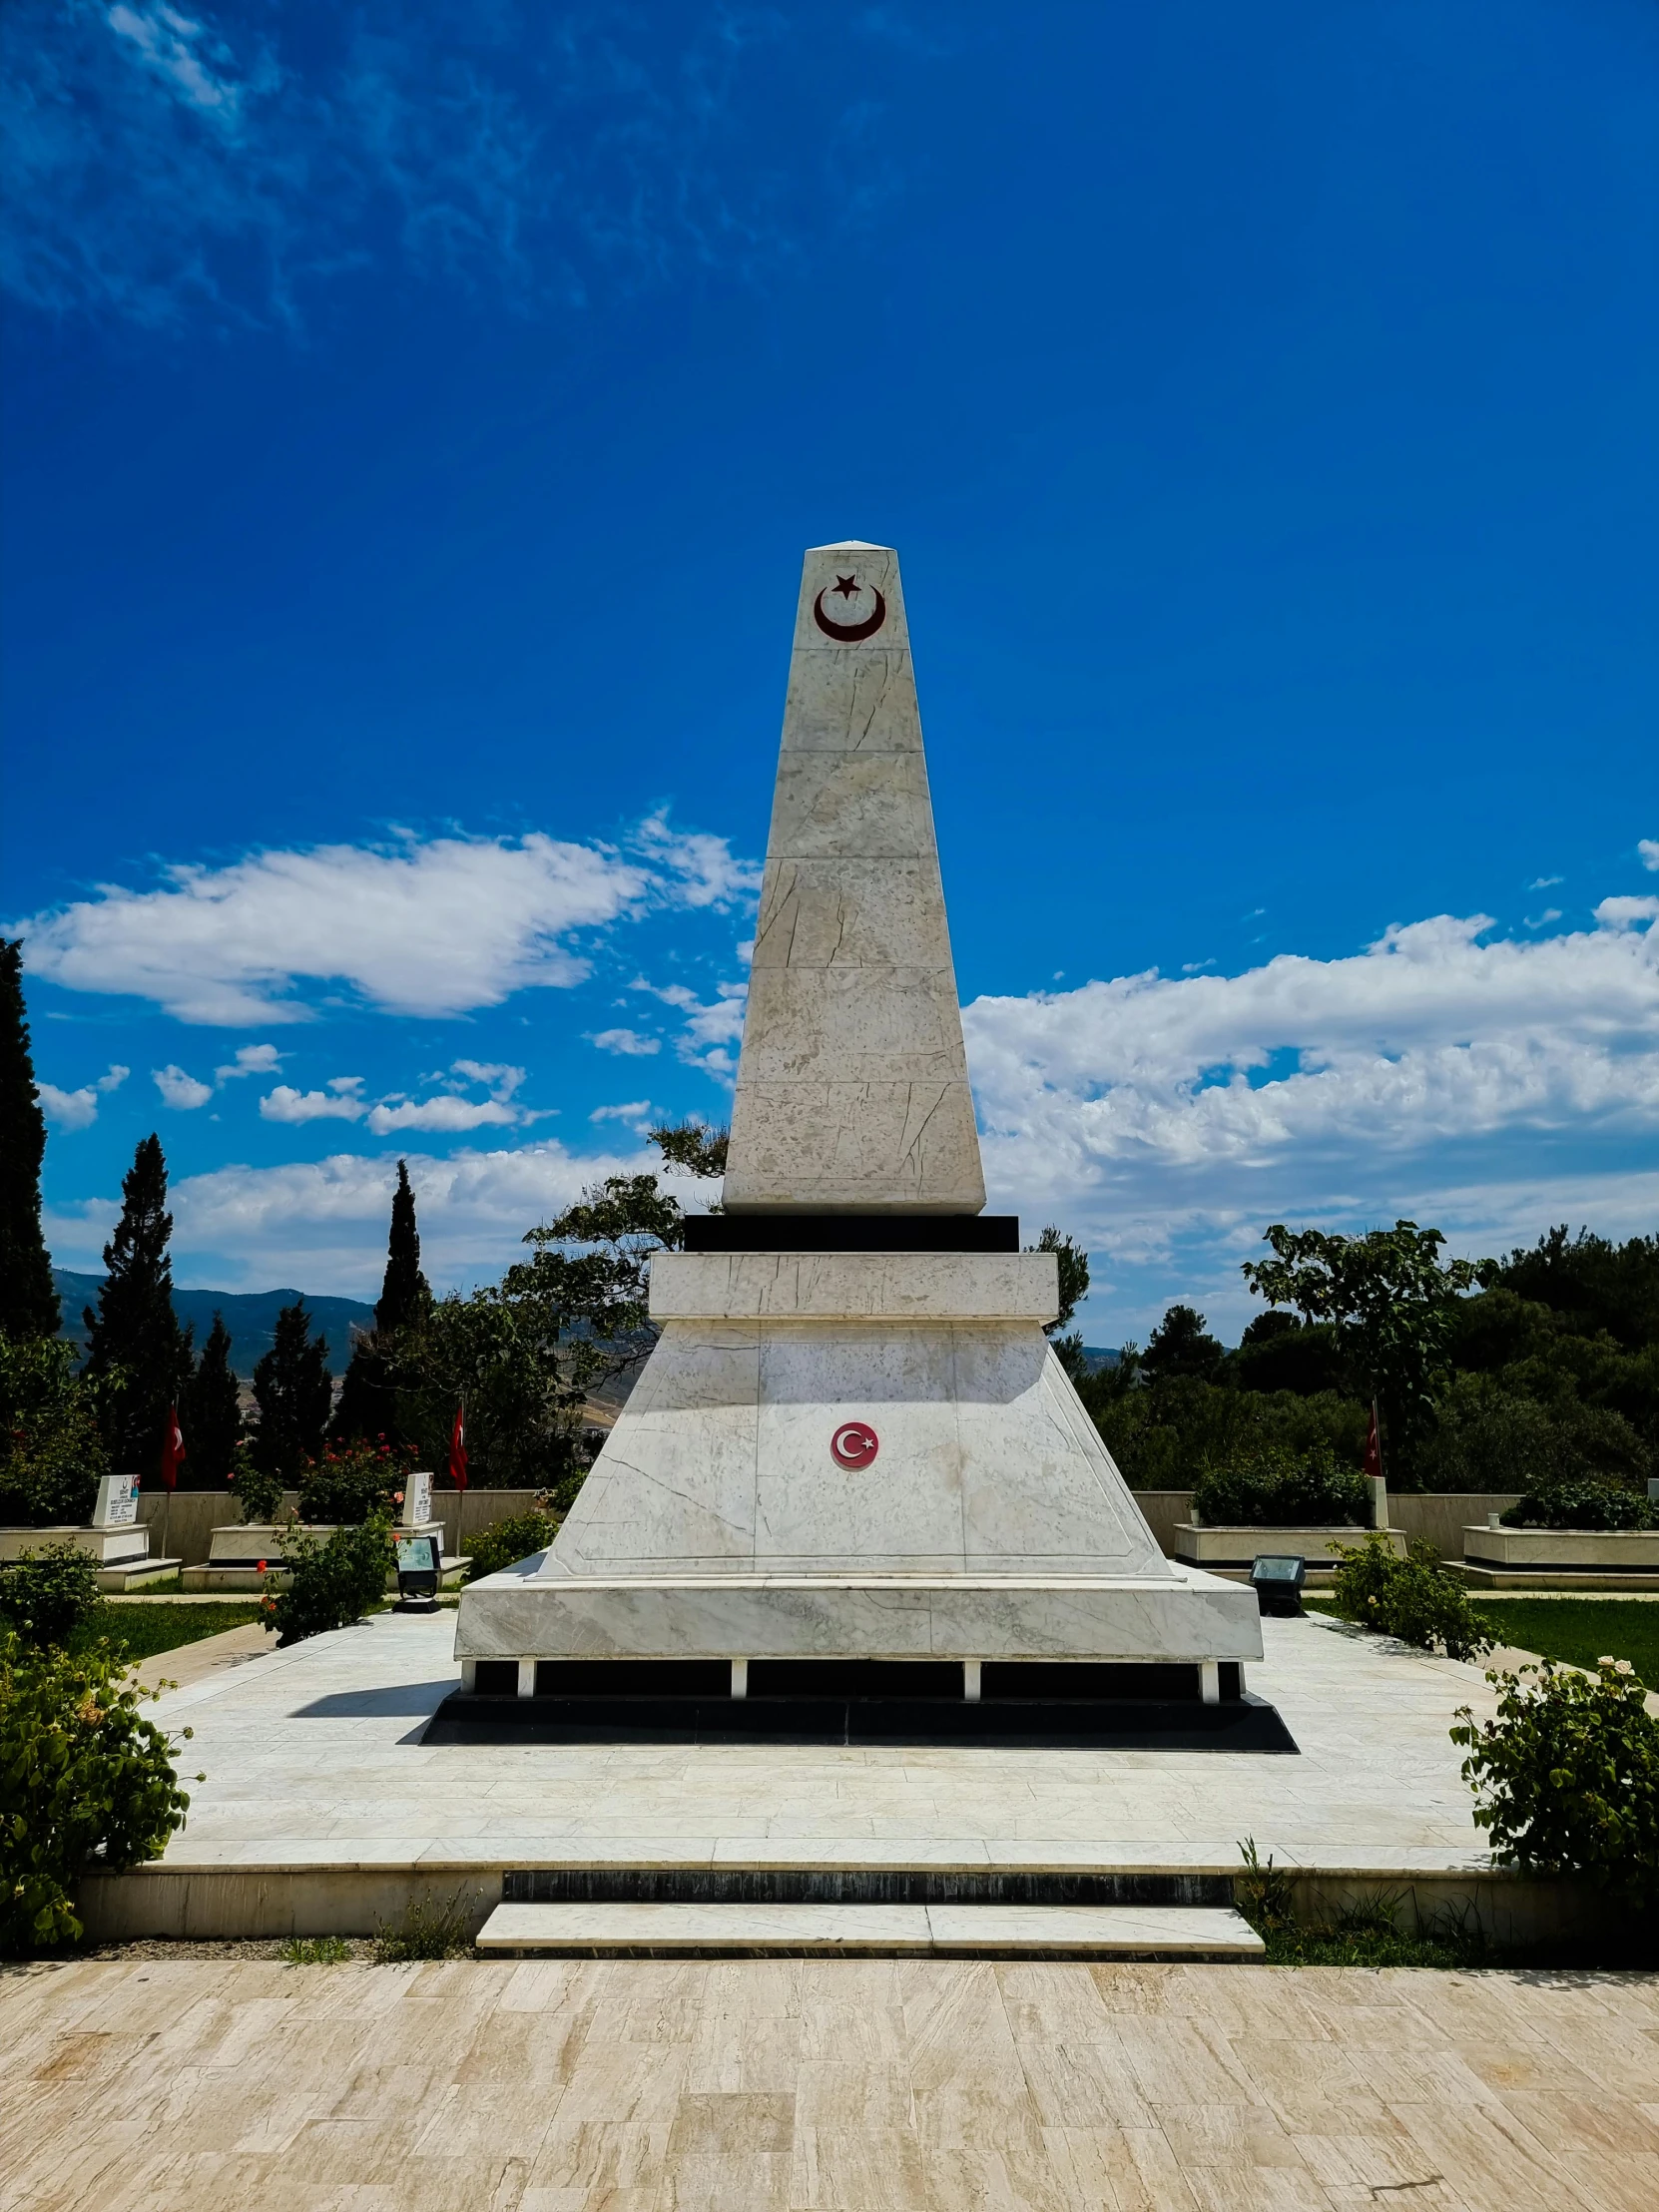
1523 908 1561 929
447 1059 525 1100
1529 875 1564 890
964 901 1659 1338
44 1137 712 1294
630 977 701 1009
260 1085 367 1125
153 1063 214 1110
1596 895 1659 932
1638 839 1659 872
14 819 756 1024
365 1096 521 1136
36 1062 128 1129
214 1043 281 1081
590 1027 661 1057
675 983 749 1078
108 5 244 118
590 1099 654 1130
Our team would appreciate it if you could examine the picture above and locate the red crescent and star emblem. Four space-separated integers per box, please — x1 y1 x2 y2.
813 572 887 642
830 1420 880 1470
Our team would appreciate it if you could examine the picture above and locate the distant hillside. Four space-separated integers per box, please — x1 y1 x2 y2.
1079 1347 1121 1372
54 1269 375 1378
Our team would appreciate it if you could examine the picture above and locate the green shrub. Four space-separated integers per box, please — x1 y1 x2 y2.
466 1510 559 1582
1192 1441 1370 1528
372 1890 474 1961
280 1935 353 1964
1501 1477 1655 1532
1452 1659 1659 1908
1331 1531 1492 1663
0 1624 194 1953
296 1438 412 1526
0 1334 110 1527
0 1542 102 1644
260 1514 390 1646
229 1441 284 1526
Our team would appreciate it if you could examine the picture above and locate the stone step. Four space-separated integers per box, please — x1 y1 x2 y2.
475 1902 1264 1959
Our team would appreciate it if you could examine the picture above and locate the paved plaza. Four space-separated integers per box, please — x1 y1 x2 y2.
4 1949 1656 2211
132 1609 1504 1879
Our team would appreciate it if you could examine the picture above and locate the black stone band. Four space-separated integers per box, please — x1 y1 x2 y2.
683 1213 1020 1253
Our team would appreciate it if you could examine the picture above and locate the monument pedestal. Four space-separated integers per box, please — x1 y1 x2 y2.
0 1474 183 1591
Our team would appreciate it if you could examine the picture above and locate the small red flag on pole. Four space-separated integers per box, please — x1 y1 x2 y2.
449 1402 468 1492
161 1403 186 1490
1362 1399 1382 1482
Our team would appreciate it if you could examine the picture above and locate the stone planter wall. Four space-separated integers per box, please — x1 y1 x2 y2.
1173 1523 1406 1570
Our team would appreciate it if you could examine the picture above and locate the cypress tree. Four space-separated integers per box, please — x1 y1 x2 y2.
332 1162 429 1443
83 1134 193 1477
183 1311 242 1485
251 1299 332 1480
0 939 59 1340
375 1160 431 1332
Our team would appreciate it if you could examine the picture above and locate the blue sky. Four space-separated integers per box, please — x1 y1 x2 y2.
3 1 1656 1342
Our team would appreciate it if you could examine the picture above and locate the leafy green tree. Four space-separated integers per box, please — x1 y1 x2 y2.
1029 1224 1090 1378
1232 1311 1347 1396
1242 1221 1488 1461
82 1135 194 1480
332 1162 431 1446
0 1336 111 1525
648 1120 729 1179
397 1281 590 1494
0 940 58 1342
250 1300 332 1482
181 1312 241 1487
1495 1226 1659 1354
1141 1304 1226 1384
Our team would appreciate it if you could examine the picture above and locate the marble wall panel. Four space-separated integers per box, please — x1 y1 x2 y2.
726 1076 985 1213
754 1326 966 1570
738 967 970 1077
765 750 937 861
454 1572 1264 1662
547 1326 760 1577
648 1252 1058 1324
751 860 954 972
953 1337 1168 1576
788 542 910 655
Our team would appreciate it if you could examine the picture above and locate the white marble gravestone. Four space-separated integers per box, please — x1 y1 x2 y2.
453 544 1260 1691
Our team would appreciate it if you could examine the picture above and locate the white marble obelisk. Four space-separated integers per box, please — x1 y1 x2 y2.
453 544 1261 1689
725 544 983 1213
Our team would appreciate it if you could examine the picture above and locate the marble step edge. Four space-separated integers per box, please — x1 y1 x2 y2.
474 1901 1266 1958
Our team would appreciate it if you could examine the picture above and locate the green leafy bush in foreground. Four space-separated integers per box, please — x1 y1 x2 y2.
260 1514 390 1647
0 1541 102 1644
1452 1659 1659 1909
1330 1531 1492 1663
0 1624 193 1953
1192 1441 1370 1529
1501 1477 1656 1532
466 1510 559 1583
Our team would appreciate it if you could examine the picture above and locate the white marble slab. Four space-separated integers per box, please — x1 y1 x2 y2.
649 1249 1059 1323
474 1900 1263 1954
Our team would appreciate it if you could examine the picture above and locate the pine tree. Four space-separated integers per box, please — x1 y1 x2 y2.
83 1134 192 1477
0 939 59 1341
331 1163 430 1444
375 1161 431 1333
251 1299 333 1481
183 1311 242 1485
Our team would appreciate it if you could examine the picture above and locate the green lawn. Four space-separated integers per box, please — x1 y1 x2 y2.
1466 1597 1659 1690
70 1601 266 1664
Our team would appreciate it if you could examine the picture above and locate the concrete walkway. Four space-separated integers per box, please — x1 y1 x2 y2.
2 1951 1654 2210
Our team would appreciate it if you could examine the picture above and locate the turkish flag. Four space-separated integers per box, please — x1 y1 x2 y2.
1362 1400 1382 1482
448 1402 468 1492
161 1403 186 1490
